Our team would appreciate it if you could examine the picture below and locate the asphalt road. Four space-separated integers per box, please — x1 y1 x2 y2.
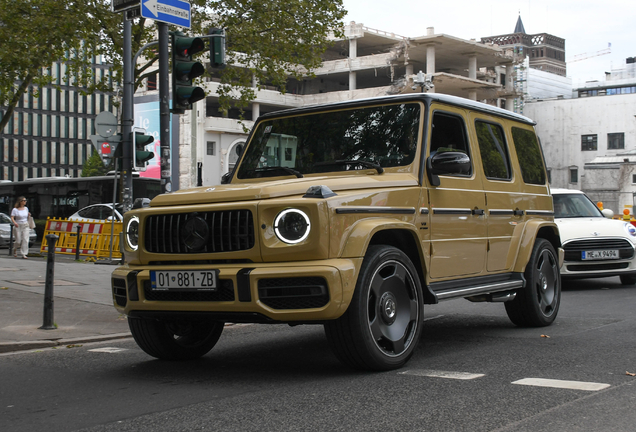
1 276 635 432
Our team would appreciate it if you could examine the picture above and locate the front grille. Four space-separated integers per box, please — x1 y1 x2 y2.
145 210 255 254
563 238 634 262
258 277 329 310
112 278 127 307
143 279 235 302
566 262 630 272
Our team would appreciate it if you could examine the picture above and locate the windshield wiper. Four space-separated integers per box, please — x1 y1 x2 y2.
314 160 384 174
251 166 304 178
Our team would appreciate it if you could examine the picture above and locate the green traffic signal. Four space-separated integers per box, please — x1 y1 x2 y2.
133 130 154 170
209 28 226 68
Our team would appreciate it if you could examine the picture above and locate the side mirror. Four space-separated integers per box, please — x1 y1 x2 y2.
427 151 471 185
601 208 614 219
132 198 151 209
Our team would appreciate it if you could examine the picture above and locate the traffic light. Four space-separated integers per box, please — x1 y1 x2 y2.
171 32 206 114
209 28 226 68
132 128 154 170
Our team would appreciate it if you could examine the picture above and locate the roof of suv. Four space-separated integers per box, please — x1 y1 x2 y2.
259 93 536 126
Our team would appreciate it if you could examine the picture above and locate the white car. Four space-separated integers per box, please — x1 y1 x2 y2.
68 204 123 222
552 188 636 284
0 212 37 248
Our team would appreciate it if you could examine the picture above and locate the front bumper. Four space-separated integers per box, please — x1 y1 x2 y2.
111 258 362 323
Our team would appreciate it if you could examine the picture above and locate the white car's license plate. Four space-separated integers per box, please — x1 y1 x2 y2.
581 250 619 260
150 270 218 290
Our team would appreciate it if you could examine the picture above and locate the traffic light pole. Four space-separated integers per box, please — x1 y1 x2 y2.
158 22 172 194
121 15 134 212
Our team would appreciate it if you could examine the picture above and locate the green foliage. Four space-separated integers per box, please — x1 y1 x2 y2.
81 151 111 177
1 0 346 129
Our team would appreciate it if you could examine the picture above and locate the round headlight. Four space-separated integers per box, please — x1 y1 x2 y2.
274 209 311 244
624 222 636 237
126 216 140 250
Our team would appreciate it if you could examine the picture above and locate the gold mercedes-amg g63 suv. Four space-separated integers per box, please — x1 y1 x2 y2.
113 93 562 371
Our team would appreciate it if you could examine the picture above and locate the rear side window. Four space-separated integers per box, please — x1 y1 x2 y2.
475 121 511 180
511 127 546 185
430 112 472 175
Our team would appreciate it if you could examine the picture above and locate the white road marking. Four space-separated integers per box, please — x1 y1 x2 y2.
88 347 128 353
399 369 485 380
512 378 610 391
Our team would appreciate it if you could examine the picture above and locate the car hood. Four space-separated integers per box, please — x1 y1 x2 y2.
555 217 636 244
150 174 418 207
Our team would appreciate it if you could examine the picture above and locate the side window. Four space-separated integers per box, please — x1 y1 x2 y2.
475 121 511 180
511 127 546 185
430 112 472 175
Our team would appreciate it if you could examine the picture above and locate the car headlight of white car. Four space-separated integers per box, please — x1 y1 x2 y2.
624 222 636 237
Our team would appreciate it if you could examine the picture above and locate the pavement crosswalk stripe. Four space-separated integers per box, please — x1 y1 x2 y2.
399 369 485 380
512 378 610 391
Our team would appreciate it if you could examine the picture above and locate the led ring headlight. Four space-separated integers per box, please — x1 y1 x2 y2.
125 216 140 250
274 209 311 244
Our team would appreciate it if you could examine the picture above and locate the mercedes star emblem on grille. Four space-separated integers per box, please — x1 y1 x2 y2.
183 216 209 251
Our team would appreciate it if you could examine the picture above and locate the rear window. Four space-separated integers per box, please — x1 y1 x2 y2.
511 127 546 185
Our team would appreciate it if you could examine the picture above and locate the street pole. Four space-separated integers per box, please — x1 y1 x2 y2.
121 15 134 212
158 22 172 194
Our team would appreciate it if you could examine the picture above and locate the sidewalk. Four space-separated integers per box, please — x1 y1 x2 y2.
0 244 131 353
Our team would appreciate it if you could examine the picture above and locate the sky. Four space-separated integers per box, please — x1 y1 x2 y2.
342 0 635 87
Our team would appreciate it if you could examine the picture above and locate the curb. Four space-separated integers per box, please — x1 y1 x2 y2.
0 332 132 354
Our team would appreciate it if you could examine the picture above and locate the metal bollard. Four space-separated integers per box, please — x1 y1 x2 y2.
8 225 14 256
75 224 81 261
39 234 59 330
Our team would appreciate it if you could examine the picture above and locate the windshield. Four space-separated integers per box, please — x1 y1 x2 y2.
236 103 420 179
0 213 10 224
553 193 603 218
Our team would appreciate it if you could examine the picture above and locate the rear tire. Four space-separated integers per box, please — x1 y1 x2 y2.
619 274 636 285
505 239 560 327
128 317 224 360
324 245 424 371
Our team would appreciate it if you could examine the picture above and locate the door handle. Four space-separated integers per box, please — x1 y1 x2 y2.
513 209 525 216
472 209 485 216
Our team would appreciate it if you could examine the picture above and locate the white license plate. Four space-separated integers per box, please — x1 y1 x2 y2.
150 270 218 290
581 250 619 260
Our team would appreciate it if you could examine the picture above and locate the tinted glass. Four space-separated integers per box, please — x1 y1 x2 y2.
553 193 603 218
0 213 11 223
475 121 510 180
429 112 472 175
237 103 420 179
511 127 546 185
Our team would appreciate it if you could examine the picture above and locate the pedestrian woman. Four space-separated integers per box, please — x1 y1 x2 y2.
10 196 31 259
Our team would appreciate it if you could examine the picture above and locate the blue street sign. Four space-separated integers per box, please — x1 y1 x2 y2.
141 0 191 28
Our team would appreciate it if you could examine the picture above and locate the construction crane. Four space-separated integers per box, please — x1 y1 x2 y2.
568 47 612 63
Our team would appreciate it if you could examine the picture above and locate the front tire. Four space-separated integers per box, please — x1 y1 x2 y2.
325 245 424 371
505 239 560 327
128 318 224 360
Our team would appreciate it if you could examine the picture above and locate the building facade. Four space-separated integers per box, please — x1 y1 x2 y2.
1 58 115 181
523 58 636 214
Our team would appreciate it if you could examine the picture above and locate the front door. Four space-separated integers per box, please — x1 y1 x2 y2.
426 106 487 279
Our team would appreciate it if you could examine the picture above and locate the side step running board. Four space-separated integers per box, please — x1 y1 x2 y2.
435 280 524 301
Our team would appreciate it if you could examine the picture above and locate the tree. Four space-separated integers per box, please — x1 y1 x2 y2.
1 0 346 131
81 150 111 177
